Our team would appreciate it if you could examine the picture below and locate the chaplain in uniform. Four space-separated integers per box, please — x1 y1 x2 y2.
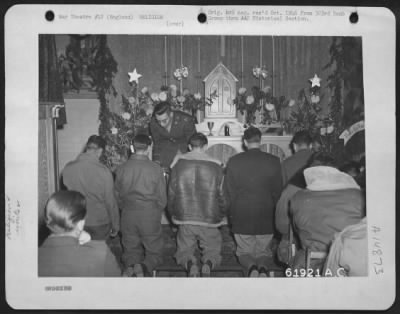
149 101 197 169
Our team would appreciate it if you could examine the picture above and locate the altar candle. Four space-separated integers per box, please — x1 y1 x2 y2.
164 36 168 85
180 36 183 94
180 35 183 67
272 36 275 96
197 37 201 91
259 36 263 89
241 36 244 86
260 36 264 117
197 37 200 73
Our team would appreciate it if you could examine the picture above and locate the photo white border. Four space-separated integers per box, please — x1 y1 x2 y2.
4 5 396 310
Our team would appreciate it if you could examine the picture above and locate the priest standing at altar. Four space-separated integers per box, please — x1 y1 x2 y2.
149 102 196 169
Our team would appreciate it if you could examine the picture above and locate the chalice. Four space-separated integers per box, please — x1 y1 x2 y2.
207 121 215 136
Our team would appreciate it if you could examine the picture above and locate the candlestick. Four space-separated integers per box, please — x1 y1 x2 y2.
164 36 168 86
272 36 275 96
197 37 200 72
241 36 244 87
180 36 183 94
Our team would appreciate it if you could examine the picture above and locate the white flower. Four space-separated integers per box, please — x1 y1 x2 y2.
111 127 118 135
177 95 185 103
122 112 131 120
327 125 334 134
174 69 182 80
128 96 136 105
246 95 255 105
320 127 327 136
169 84 178 91
141 87 148 94
252 67 261 78
183 88 190 96
194 92 202 100
288 99 296 107
311 94 320 104
265 103 275 111
181 67 189 77
150 92 159 102
262 86 271 94
159 91 168 102
260 69 268 79
238 87 247 95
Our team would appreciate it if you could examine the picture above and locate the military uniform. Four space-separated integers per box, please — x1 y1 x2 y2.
149 111 196 168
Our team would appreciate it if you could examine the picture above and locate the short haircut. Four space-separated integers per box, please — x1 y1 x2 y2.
189 132 208 148
133 133 152 151
45 191 87 234
292 130 312 146
309 152 337 168
86 135 106 151
243 127 262 143
339 161 361 175
153 102 171 116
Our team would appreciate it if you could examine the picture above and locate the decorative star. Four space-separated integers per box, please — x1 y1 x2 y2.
128 68 142 83
309 74 321 87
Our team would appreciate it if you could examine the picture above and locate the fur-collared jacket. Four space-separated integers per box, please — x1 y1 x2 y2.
168 159 227 227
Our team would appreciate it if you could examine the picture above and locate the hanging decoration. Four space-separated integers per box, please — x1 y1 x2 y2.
173 66 189 81
252 66 268 80
309 73 321 87
164 36 168 85
128 68 142 83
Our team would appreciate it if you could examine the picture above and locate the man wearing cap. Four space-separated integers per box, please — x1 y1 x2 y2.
114 134 167 277
62 135 120 240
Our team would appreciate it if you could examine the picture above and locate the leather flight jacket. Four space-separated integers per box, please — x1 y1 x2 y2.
168 159 227 226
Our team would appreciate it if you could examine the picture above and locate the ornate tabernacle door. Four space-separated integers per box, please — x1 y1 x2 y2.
204 63 238 119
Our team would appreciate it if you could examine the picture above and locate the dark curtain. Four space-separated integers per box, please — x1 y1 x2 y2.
39 35 66 126
107 35 336 111
274 36 332 100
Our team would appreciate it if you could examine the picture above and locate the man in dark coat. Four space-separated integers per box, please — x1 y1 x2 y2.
224 127 283 277
281 130 313 187
168 133 226 277
149 102 196 169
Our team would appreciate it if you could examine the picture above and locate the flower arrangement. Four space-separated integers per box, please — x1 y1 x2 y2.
281 75 324 136
234 85 285 125
282 74 343 155
173 66 189 81
252 66 268 80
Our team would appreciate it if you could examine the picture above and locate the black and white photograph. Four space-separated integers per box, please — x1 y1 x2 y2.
5 5 396 310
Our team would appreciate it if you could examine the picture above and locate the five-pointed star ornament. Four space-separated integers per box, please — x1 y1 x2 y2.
128 68 142 83
309 74 321 87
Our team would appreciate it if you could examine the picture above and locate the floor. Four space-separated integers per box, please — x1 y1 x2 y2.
107 225 286 277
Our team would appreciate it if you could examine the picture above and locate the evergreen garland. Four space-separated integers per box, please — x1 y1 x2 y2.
92 35 119 169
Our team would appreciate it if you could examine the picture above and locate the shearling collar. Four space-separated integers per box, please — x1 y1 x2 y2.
304 166 360 191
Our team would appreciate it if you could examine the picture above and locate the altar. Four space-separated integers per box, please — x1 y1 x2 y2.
204 134 292 164
195 63 292 164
